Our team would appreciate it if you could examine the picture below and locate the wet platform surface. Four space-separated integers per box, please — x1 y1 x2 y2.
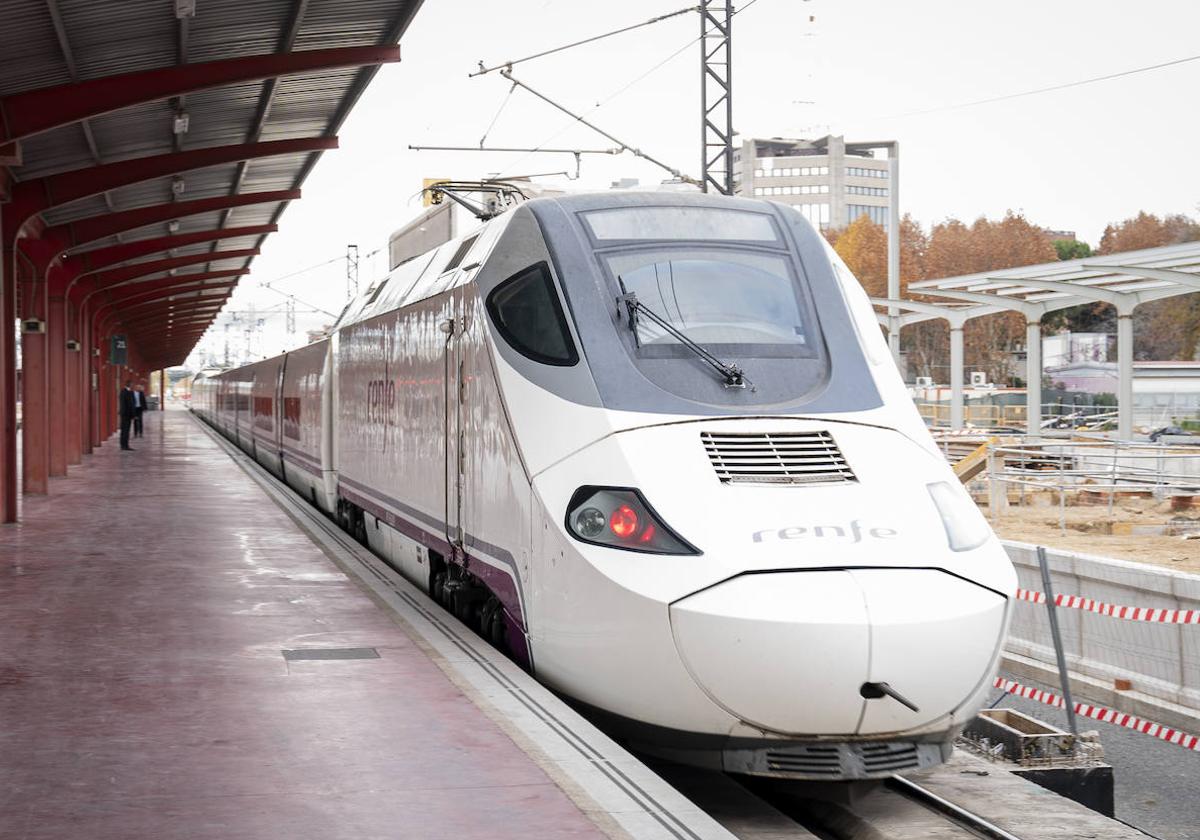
0 410 609 839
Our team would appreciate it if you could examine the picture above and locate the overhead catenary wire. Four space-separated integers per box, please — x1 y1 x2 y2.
478 81 517 147
499 68 696 184
876 51 1200 120
493 0 766 179
470 6 699 77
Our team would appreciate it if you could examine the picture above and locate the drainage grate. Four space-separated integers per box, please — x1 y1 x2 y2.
282 647 380 661
701 430 856 485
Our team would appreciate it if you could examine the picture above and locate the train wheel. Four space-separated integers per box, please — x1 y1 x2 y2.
431 572 446 605
488 606 506 648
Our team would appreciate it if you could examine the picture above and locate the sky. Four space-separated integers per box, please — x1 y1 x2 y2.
187 0 1200 367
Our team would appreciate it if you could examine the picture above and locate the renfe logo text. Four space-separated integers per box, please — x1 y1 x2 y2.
752 520 897 544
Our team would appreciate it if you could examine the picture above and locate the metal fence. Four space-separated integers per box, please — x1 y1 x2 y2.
984 439 1200 531
916 397 1200 432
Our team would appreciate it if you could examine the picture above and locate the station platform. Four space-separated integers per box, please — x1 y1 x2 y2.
0 410 728 840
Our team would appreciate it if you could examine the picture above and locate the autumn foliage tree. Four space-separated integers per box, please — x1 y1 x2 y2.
832 211 1055 383
930 213 1057 384
830 209 1200 385
826 213 925 298
1097 212 1200 360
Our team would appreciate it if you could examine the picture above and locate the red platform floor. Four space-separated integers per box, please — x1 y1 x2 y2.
0 410 605 839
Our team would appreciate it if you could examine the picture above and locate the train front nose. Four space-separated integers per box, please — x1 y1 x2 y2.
669 569 1007 736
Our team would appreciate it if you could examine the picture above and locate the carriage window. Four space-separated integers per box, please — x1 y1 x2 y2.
444 234 479 272
486 263 578 366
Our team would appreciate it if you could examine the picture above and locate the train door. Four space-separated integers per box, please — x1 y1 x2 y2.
442 287 472 560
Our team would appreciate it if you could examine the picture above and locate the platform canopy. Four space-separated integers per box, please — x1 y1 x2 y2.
0 0 425 521
888 241 1200 438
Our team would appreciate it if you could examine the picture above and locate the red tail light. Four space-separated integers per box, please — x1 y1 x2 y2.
566 487 699 555
610 505 638 538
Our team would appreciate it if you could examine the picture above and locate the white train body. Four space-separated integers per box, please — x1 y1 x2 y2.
194 193 1016 780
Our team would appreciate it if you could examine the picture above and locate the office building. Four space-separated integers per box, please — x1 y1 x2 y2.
734 135 894 230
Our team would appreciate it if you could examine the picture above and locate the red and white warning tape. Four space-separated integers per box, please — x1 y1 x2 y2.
1014 588 1200 625
993 677 1200 752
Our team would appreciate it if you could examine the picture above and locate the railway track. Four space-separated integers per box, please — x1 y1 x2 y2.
647 756 1031 840
886 775 1023 840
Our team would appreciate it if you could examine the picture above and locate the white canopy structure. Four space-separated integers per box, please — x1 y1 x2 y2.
884 241 1200 438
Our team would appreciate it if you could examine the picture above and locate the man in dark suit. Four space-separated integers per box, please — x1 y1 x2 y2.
119 381 137 451
133 385 147 438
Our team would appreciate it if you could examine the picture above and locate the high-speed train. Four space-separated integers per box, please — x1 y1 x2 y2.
193 191 1017 781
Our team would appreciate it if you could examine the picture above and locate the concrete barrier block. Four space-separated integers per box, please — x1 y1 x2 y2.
1001 540 1200 722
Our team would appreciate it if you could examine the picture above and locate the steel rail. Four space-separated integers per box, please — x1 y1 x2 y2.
887 776 1024 840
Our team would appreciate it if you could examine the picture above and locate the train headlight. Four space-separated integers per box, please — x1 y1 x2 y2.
566 487 700 555
927 480 991 552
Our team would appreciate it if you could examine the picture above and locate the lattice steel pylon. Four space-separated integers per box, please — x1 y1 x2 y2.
346 244 360 301
700 0 734 195
285 297 296 335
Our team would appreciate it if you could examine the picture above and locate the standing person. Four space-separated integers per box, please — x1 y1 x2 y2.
133 384 147 438
119 381 137 451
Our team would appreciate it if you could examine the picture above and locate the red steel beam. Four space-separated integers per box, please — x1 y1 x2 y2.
0 45 400 143
57 190 300 252
120 306 229 333
97 273 244 307
103 299 229 329
142 322 213 335
133 323 223 342
138 332 210 349
94 268 248 298
65 224 276 277
122 318 227 345
75 248 259 304
6 137 336 235
117 294 231 321
94 280 241 322
128 306 225 327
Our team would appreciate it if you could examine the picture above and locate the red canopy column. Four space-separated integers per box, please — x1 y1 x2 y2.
65 298 83 466
16 237 58 494
0 203 12 521
47 268 70 477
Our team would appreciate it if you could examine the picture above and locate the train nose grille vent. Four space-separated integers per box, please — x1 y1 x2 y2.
700 431 856 485
765 745 842 776
860 743 920 773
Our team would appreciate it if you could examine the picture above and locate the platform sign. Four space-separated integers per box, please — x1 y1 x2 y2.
110 335 127 366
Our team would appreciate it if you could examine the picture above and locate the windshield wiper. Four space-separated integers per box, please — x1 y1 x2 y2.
617 286 752 390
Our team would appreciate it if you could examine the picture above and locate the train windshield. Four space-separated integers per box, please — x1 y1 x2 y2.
612 250 811 356
515 197 883 414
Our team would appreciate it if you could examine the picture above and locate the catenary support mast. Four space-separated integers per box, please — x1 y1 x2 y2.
700 0 734 194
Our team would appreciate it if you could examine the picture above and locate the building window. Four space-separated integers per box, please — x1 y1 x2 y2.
847 204 889 229
794 203 831 228
846 166 888 180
